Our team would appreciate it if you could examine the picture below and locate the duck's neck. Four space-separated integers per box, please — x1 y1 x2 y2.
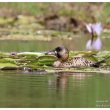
59 58 68 63
60 54 69 62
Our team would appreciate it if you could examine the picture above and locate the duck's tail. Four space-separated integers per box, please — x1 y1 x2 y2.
91 56 110 67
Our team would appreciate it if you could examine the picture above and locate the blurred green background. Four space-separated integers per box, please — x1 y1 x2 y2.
0 2 109 22
0 2 109 31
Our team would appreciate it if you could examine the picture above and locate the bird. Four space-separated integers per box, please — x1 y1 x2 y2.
45 46 103 68
86 22 102 51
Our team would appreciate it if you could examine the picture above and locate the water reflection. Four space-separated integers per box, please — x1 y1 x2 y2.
0 35 110 52
55 72 93 94
56 73 68 92
0 71 110 107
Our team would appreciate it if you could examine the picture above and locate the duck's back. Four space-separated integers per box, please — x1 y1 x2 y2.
57 57 94 68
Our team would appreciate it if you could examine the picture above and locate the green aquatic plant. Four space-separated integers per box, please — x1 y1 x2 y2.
0 51 109 73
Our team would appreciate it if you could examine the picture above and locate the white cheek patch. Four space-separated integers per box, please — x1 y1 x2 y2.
54 51 57 54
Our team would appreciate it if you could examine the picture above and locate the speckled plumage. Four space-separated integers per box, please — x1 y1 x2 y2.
46 46 98 68
53 57 94 68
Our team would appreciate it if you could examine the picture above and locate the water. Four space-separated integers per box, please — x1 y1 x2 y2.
0 36 110 52
0 37 110 107
0 71 110 107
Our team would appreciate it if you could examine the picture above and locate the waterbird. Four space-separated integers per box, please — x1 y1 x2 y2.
45 46 105 68
86 22 102 51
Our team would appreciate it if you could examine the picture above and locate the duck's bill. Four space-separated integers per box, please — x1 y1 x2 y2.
44 50 56 55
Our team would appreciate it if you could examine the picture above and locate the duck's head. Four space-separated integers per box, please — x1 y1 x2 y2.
45 46 69 62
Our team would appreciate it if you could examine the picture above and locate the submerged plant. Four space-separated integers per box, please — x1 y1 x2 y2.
86 23 103 51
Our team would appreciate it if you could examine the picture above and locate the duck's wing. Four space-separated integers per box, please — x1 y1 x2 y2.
59 57 94 68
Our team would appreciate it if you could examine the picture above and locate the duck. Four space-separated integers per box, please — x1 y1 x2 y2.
86 22 102 51
45 46 100 68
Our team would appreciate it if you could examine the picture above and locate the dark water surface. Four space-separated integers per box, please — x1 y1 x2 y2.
0 37 110 107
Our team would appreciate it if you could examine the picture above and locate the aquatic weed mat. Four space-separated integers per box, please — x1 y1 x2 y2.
0 51 110 74
44 66 110 74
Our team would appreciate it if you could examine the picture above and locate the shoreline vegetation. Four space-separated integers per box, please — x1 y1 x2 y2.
0 3 109 41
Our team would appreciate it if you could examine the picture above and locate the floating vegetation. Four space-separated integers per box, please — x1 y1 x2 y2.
0 51 110 74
